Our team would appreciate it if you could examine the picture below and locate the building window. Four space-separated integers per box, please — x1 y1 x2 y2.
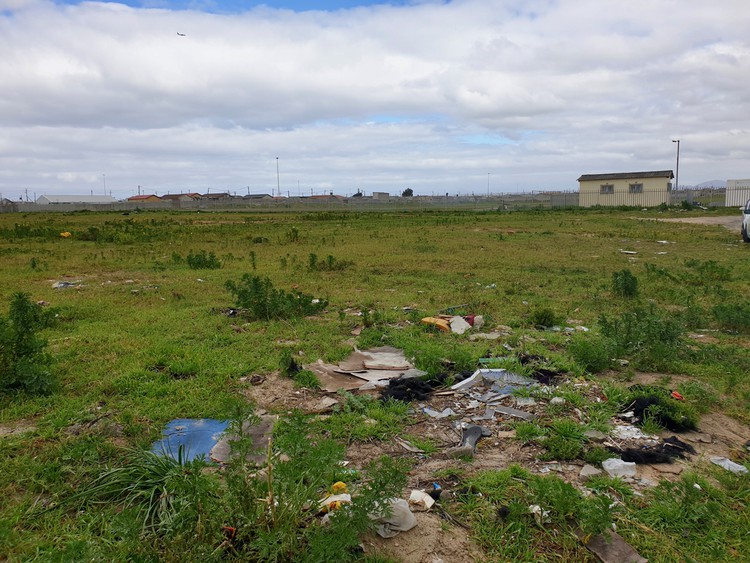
629 183 643 194
600 184 614 194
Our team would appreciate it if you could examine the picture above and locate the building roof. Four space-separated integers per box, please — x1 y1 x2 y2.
37 194 118 204
243 193 273 199
127 194 160 201
577 170 674 182
201 192 230 199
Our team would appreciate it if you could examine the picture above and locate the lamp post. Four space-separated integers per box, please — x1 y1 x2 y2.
276 157 280 197
672 139 680 190
487 173 490 197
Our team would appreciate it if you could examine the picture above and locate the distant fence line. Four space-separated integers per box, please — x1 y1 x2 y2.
0 186 736 214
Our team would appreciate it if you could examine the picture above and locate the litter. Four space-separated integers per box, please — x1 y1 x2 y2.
421 317 450 332
447 424 485 458
423 407 456 419
619 249 638 255
710 456 749 475
515 397 536 407
52 280 80 289
610 436 697 464
450 369 535 392
151 419 228 462
528 504 551 524
610 425 656 441
493 405 537 421
580 464 603 481
370 498 417 538
394 437 424 453
408 489 435 511
468 332 503 341
449 316 472 335
602 458 637 478
304 346 427 393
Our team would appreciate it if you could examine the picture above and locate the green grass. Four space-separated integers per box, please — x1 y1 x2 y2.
0 207 748 560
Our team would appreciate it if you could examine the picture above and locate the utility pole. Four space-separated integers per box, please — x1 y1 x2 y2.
672 139 680 191
276 157 280 197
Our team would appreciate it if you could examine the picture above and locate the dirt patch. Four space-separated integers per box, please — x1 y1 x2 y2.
362 512 484 563
0 420 37 438
239 371 330 413
655 215 741 230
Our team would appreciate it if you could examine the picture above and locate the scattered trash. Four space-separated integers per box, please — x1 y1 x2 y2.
710 456 749 475
515 397 537 407
320 492 352 513
423 407 456 419
305 347 427 393
447 424 486 458
450 369 535 392
610 425 656 441
610 436 697 464
449 316 472 335
428 482 442 501
550 397 566 405
309 397 339 414
493 405 537 421
618 249 638 255
528 504 551 524
380 377 435 402
627 384 697 432
209 415 276 466
421 317 450 332
59 231 71 238
52 280 80 289
408 489 435 511
370 498 417 538
151 419 229 462
394 437 425 453
602 458 637 478
468 332 503 341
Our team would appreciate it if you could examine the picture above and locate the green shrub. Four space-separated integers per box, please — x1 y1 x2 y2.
599 306 683 369
308 253 353 272
225 275 327 321
530 307 558 328
0 292 55 394
567 334 614 373
186 250 221 270
611 269 638 297
712 302 750 333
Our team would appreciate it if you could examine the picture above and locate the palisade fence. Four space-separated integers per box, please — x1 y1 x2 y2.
0 186 731 213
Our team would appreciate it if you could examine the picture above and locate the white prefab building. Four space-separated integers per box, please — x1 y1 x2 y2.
726 179 750 207
577 170 673 208
36 195 118 205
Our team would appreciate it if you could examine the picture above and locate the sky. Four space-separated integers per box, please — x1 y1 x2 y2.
1 0 749 200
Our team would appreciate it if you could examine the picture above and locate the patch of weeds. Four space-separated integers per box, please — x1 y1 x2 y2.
676 380 719 414
514 421 546 444
585 475 633 500
684 259 731 283
322 392 409 443
599 305 683 370
225 275 327 321
186 250 221 269
583 446 614 466
222 410 410 562
712 302 750 333
251 236 269 244
1 292 56 394
61 446 219 536
286 226 300 242
611 268 638 297
540 419 586 461
308 253 354 272
529 307 559 329
403 435 439 454
280 349 319 388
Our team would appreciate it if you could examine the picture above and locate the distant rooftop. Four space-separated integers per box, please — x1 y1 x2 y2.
578 170 674 182
37 194 118 204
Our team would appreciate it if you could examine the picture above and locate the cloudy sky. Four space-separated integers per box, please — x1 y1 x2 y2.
1 0 749 200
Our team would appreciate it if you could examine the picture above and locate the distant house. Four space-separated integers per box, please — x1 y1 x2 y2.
243 193 273 201
36 194 118 205
372 192 390 201
201 192 230 200
726 179 750 207
161 193 201 202
577 170 673 207
127 194 161 203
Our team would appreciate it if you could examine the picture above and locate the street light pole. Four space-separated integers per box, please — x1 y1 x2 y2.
276 157 280 197
487 173 490 197
672 139 680 190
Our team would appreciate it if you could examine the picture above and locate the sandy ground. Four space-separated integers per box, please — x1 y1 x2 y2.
655 215 741 229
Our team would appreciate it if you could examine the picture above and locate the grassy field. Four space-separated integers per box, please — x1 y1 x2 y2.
1 207 749 561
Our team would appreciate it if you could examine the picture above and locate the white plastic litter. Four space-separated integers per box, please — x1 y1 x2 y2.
449 316 472 335
408 490 435 512
370 498 418 538
602 458 637 478
710 456 749 475
422 407 456 419
610 425 656 440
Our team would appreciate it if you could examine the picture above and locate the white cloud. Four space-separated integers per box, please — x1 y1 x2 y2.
1 0 749 198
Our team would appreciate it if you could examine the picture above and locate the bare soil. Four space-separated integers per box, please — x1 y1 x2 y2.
655 215 741 230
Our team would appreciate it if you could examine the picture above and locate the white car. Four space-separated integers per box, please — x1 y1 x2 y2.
743 198 750 242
